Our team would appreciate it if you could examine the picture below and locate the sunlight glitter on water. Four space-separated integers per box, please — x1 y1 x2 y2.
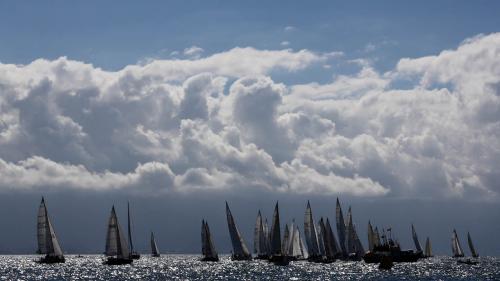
0 255 498 280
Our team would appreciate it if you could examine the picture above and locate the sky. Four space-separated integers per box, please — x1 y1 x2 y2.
0 1 500 256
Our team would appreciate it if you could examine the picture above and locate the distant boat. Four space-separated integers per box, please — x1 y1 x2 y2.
36 197 65 264
467 232 479 258
304 201 322 262
319 218 335 263
424 237 433 258
201 220 219 261
325 218 341 259
104 206 133 265
127 202 141 260
346 207 364 260
225 202 252 261
451 229 465 258
285 221 305 260
253 210 269 259
411 224 423 257
363 226 421 263
150 232 160 257
269 202 289 265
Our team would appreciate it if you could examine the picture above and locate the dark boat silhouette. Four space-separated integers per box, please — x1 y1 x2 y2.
35 197 65 264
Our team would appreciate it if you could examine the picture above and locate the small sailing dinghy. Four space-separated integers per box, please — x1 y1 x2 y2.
151 232 160 257
104 206 133 265
225 202 252 260
451 229 465 258
201 220 219 261
127 202 140 259
36 197 65 264
424 237 433 258
269 202 289 266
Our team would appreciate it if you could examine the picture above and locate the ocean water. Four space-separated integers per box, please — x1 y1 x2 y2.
0 255 498 280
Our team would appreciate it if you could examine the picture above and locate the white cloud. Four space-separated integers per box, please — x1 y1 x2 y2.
284 26 296 32
183 46 204 59
280 41 290 47
0 33 499 200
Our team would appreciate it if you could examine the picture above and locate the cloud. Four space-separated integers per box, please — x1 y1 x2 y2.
280 41 290 47
284 26 296 32
0 33 499 200
183 46 204 59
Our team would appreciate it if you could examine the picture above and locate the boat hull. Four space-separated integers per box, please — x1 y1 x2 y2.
201 256 219 262
363 250 421 263
104 257 133 265
36 255 65 264
130 252 141 259
269 255 289 266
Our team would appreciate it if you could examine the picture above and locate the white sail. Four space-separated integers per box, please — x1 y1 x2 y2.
317 223 326 256
289 226 303 258
352 224 365 256
225 202 251 258
425 237 432 257
467 232 478 258
270 202 282 256
304 201 320 257
263 218 270 254
412 224 423 252
105 206 130 258
37 198 63 257
286 221 295 256
151 232 160 256
254 211 267 255
336 198 347 257
299 229 309 259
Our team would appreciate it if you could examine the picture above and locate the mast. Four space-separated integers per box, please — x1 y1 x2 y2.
412 224 423 252
127 201 134 253
467 232 478 258
225 202 251 259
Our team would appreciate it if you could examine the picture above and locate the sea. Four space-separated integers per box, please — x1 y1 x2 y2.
0 255 498 280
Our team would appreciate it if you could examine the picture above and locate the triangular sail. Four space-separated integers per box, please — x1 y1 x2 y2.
281 224 290 254
270 202 282 256
374 227 381 247
346 207 355 254
317 223 326 256
289 225 302 258
304 201 320 257
412 224 423 252
225 202 251 258
336 198 347 257
467 232 478 258
37 198 63 257
151 232 160 256
451 229 464 257
263 218 270 254
299 230 309 259
367 221 375 251
254 211 267 255
127 202 135 253
352 224 365 256
326 218 340 256
105 206 130 258
202 220 218 259
425 237 432 257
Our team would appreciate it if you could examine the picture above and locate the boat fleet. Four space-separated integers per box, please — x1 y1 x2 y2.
34 197 480 267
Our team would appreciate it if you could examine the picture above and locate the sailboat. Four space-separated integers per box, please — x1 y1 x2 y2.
225 202 252 260
424 237 433 258
335 198 348 259
201 220 219 261
451 229 465 258
286 222 304 260
411 224 423 257
269 202 289 265
457 231 479 265
319 218 335 263
304 201 322 262
104 206 133 265
36 197 65 264
127 202 140 259
150 232 160 257
254 210 269 259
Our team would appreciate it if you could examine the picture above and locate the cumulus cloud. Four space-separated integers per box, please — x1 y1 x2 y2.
183 46 204 59
0 33 499 200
